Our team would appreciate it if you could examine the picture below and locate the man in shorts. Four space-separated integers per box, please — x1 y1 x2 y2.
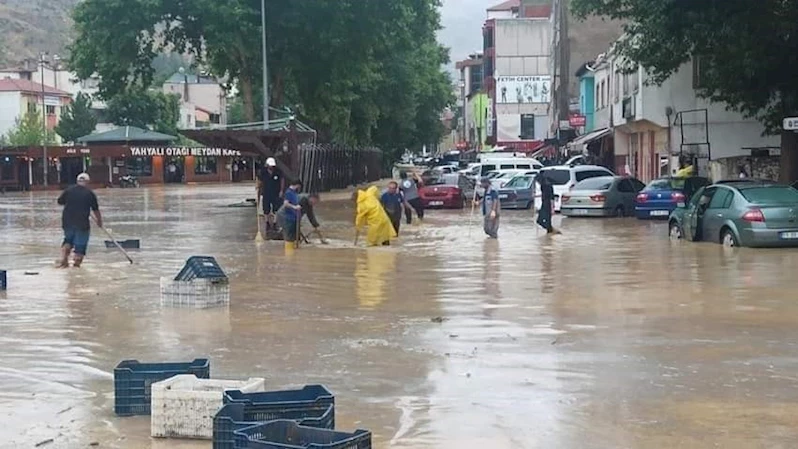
258 157 284 230
57 173 102 268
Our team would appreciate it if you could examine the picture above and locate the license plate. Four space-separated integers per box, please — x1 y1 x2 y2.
780 231 798 239
430 201 444 206
498 194 508 199
571 209 588 215
650 210 669 216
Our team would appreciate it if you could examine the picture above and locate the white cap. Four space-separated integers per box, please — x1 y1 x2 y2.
266 157 276 167
76 173 91 183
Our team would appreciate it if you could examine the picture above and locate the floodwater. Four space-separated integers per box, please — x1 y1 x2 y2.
2 184 798 449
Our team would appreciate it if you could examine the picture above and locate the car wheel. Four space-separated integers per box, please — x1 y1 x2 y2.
614 206 625 217
669 221 683 240
721 228 739 248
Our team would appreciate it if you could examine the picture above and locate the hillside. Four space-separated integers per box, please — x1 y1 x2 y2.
0 0 79 65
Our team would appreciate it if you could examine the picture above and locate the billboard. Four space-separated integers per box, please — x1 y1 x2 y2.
496 75 551 104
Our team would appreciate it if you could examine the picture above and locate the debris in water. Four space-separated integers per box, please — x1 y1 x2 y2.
449 334 458 338
24 271 39 276
35 439 54 447
57 406 72 415
430 316 448 323
551 338 559 345
89 442 99 446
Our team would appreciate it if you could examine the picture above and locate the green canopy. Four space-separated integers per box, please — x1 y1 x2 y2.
76 126 177 144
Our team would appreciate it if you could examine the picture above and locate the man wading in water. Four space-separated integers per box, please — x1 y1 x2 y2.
475 177 500 238
57 173 102 268
536 174 558 234
399 171 424 224
258 157 284 231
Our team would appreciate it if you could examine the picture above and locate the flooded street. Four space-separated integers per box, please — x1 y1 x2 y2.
3 183 798 448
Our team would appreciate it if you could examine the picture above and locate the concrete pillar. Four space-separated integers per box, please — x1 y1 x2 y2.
28 159 33 187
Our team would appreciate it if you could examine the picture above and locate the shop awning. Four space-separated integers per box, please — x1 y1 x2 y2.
568 127 612 148
77 126 177 144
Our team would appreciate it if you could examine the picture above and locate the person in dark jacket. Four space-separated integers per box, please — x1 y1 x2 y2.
399 171 424 224
380 181 404 235
536 174 555 234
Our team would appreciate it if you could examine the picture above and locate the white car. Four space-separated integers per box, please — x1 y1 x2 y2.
489 171 523 190
534 165 615 212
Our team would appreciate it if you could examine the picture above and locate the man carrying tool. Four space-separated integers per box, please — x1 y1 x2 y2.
399 171 424 224
474 177 500 239
257 157 284 230
298 192 327 243
276 179 303 248
57 173 102 268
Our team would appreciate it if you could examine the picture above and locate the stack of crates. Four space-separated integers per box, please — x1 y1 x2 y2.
114 358 210 416
161 256 230 308
213 385 335 449
233 420 371 449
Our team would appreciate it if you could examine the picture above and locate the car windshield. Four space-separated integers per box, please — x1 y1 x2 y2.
496 172 517 179
740 186 798 204
485 172 500 179
504 176 533 189
541 169 571 185
574 177 613 191
645 178 685 191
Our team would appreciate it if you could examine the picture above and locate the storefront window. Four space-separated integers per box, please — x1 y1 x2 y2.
126 157 153 176
194 157 217 175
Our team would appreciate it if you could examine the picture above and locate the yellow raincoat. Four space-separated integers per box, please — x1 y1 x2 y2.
674 165 695 178
355 186 397 246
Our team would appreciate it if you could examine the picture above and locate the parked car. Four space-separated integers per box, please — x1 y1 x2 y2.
668 182 798 247
419 181 464 209
635 176 710 219
792 180 798 190
534 165 615 212
561 176 645 217
497 175 536 209
489 171 523 190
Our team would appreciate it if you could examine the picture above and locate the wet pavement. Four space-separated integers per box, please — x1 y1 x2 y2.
2 183 798 448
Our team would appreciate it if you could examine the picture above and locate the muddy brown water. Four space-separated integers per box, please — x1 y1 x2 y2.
2 184 798 448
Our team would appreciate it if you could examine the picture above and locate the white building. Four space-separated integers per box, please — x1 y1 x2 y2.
0 78 72 142
484 0 553 151
603 51 777 182
162 72 227 129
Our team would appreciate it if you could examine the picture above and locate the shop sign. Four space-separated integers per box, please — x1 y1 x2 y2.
65 147 91 155
129 147 242 157
569 114 586 127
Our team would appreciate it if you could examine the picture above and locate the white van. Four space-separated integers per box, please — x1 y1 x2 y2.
534 165 615 212
477 158 544 177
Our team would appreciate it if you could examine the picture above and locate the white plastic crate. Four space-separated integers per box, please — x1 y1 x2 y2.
151 375 265 439
160 277 230 308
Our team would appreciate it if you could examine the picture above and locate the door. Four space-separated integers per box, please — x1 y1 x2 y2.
702 187 735 241
683 186 710 241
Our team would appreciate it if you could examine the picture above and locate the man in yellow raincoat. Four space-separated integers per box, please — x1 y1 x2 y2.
355 186 397 246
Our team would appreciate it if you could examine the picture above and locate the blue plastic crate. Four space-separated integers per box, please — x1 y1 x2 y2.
113 358 210 416
175 256 228 282
0 270 6 290
233 420 371 449
214 402 334 449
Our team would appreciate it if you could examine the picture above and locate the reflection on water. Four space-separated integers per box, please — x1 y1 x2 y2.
2 185 798 448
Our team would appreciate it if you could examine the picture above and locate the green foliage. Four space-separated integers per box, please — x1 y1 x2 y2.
106 89 180 136
6 111 57 146
571 0 798 135
55 92 98 143
67 0 453 161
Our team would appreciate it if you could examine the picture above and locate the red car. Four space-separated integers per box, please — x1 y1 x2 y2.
419 184 464 209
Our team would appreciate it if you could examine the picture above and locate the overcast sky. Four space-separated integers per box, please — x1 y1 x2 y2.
439 0 496 71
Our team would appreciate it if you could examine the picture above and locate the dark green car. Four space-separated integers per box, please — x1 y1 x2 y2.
668 181 798 247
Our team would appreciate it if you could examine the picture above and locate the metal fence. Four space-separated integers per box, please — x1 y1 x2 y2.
298 143 383 193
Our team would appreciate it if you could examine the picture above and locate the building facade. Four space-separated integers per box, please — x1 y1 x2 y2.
483 0 554 151
0 78 72 141
162 73 227 129
455 53 484 148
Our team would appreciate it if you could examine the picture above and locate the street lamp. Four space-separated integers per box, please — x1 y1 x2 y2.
40 52 48 187
261 0 269 127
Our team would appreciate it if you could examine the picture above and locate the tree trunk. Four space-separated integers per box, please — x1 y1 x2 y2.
239 76 256 123
781 131 798 183
273 72 284 107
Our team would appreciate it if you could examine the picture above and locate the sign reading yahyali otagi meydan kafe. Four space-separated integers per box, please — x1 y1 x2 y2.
129 147 242 157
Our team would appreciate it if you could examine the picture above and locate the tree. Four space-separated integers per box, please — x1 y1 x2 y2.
55 92 98 143
106 89 180 136
571 0 798 182
6 111 56 146
68 0 454 161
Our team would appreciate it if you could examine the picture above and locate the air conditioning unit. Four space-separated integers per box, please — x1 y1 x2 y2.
622 96 635 119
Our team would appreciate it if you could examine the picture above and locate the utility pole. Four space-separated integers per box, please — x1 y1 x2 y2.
557 0 570 123
261 0 269 128
40 53 48 188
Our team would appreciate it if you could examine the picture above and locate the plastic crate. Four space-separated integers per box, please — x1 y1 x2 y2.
214 402 334 449
233 420 371 449
0 270 6 290
160 278 230 309
175 256 228 282
114 358 210 416
152 375 265 439
104 239 141 249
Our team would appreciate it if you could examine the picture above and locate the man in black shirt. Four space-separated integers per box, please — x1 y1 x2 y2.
57 173 102 268
257 157 284 230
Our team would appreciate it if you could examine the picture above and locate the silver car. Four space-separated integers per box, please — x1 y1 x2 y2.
497 175 536 209
561 176 645 217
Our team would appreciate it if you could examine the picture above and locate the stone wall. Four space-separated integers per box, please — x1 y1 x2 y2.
709 156 780 181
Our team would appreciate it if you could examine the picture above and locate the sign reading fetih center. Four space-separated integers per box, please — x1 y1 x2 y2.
496 76 551 104
130 147 242 157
